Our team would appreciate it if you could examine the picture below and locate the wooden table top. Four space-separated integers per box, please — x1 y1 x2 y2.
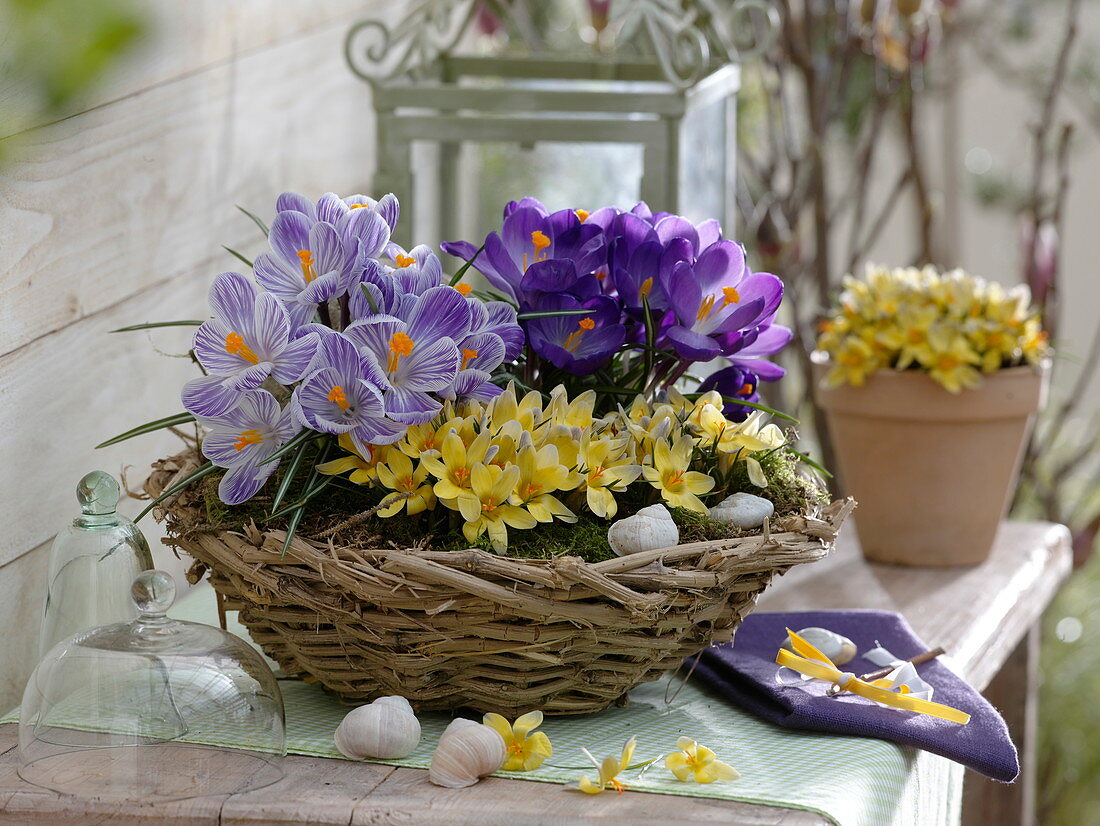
0 521 1071 826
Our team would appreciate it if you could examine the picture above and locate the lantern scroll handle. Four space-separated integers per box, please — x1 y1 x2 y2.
345 0 479 82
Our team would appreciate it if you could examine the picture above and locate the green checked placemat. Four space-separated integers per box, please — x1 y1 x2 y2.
8 585 918 825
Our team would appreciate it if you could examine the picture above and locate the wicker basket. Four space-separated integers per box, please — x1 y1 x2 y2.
146 450 853 715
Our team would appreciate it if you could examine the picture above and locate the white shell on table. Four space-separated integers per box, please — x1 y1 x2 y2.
708 492 775 530
607 504 679 556
781 627 858 666
334 695 421 760
428 718 506 788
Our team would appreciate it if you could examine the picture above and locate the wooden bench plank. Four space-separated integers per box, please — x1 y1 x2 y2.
220 755 396 826
351 767 827 825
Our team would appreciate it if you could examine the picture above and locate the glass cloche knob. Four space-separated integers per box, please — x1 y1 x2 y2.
131 570 176 617
77 470 120 516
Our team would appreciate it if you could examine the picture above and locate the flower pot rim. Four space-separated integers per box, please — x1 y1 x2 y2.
810 353 1050 387
813 358 1049 422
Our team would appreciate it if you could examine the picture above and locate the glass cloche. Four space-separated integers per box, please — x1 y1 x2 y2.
20 571 285 800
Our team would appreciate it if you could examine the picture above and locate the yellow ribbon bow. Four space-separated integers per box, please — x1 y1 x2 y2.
775 629 971 725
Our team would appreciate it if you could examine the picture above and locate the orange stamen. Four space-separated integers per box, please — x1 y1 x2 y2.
721 286 741 306
563 317 596 353
461 347 479 369
387 332 415 373
454 283 473 296
696 294 718 321
233 429 264 451
531 230 551 255
297 249 316 283
328 385 351 411
395 254 416 268
739 382 754 395
575 209 590 222
639 277 654 298
349 203 371 209
225 332 260 364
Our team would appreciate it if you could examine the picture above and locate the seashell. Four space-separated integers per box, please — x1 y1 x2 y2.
708 492 775 530
607 504 679 556
429 718 506 788
781 627 857 666
334 695 421 760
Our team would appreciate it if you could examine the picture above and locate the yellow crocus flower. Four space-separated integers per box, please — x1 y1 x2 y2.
486 383 544 433
665 737 739 783
456 464 537 551
514 444 576 524
577 437 641 519
576 736 637 795
642 436 714 513
420 430 494 501
483 711 553 772
316 433 384 484
396 422 442 459
923 330 982 394
547 386 596 429
825 336 878 387
374 449 435 517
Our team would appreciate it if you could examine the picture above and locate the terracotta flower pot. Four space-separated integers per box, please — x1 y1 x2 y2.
815 363 1048 566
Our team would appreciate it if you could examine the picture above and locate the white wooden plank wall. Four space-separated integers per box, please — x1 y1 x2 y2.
0 1 394 708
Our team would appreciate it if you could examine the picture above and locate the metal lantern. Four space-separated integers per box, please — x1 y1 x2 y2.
346 0 776 247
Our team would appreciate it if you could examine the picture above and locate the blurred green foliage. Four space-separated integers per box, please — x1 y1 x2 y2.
0 0 147 162
1039 552 1100 825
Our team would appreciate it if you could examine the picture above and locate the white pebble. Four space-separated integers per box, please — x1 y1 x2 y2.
708 492 775 529
607 504 679 555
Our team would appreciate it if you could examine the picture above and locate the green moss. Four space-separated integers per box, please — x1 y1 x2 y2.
189 445 828 565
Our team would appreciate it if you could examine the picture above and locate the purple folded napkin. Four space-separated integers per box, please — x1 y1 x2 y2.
694 610 1019 782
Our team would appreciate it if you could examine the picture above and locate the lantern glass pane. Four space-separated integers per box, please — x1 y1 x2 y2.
679 93 733 228
468 141 643 238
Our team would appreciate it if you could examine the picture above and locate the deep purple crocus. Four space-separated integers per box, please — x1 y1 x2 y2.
292 332 406 455
183 272 319 418
525 294 625 375
342 285 470 425
199 389 299 505
659 240 784 361
697 365 762 422
442 198 605 304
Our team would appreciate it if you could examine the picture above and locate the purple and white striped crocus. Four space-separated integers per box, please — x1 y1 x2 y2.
182 272 319 418
275 191 400 244
342 285 470 424
199 389 300 505
292 332 406 456
254 216 361 329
